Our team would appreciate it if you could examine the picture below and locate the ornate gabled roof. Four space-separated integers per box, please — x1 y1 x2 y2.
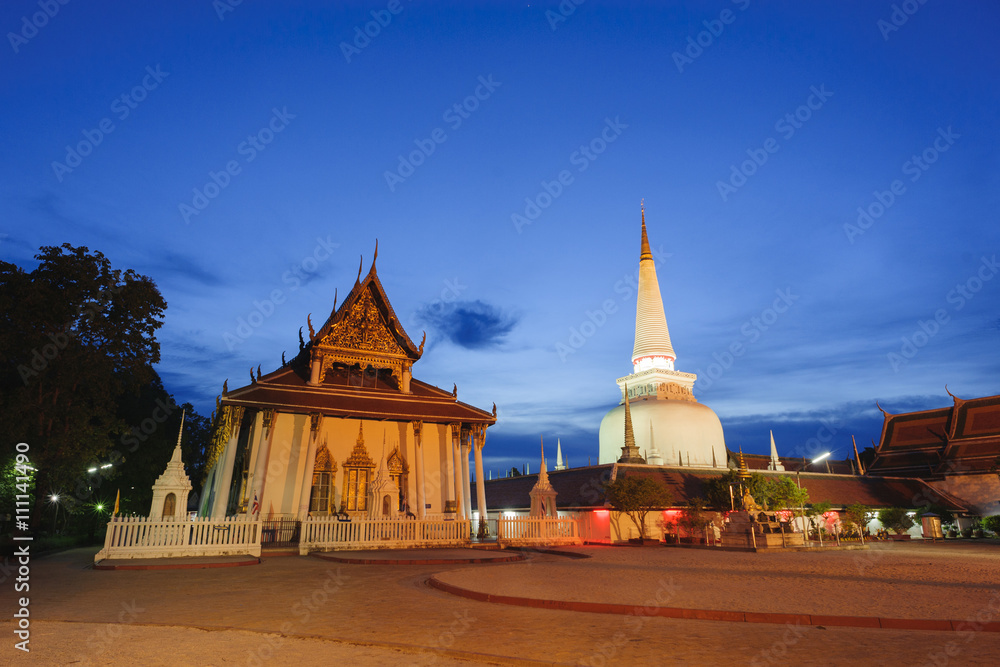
632 206 676 367
314 443 336 473
387 446 407 474
868 392 1000 477
311 246 423 363
345 423 376 468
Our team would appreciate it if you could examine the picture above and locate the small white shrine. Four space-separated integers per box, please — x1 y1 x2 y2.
149 410 193 520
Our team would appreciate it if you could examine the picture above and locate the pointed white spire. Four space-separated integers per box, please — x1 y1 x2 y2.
170 409 186 464
631 204 676 372
555 438 566 470
768 430 785 471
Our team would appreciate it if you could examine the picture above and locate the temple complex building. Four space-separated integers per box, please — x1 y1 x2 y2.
599 208 727 468
866 390 1000 516
199 245 496 535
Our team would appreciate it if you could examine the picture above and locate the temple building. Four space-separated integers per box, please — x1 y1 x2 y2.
866 390 1000 516
598 208 727 468
199 245 496 535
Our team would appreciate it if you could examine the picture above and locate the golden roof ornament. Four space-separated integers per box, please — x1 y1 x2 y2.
345 422 375 468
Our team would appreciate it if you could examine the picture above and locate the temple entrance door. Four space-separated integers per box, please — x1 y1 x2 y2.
382 495 391 517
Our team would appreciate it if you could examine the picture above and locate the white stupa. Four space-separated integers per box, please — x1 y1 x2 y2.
598 206 727 467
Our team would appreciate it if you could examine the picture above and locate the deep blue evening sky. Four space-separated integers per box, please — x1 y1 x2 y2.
3 2 998 474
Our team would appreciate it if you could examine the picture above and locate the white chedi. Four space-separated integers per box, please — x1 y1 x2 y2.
597 208 727 468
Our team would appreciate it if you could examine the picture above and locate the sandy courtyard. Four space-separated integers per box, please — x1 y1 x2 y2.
5 541 1000 665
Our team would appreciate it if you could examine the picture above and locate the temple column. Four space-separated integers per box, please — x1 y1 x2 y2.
211 406 244 519
461 426 473 523
473 425 488 538
450 424 465 519
412 420 426 518
308 357 321 385
245 409 277 518
296 414 323 520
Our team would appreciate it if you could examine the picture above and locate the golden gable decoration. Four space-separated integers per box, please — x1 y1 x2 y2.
314 443 337 473
345 423 376 469
320 289 403 356
387 446 408 474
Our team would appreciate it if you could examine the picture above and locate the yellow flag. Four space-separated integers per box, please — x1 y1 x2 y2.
113 489 120 516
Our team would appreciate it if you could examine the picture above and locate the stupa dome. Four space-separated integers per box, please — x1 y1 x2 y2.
598 397 726 467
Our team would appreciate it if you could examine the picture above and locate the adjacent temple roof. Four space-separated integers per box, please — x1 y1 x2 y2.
866 391 1000 478
631 207 676 367
475 464 968 513
221 243 495 425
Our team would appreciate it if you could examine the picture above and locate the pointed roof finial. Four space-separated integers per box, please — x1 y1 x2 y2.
371 238 378 273
640 200 652 261
618 383 645 464
540 435 545 467
355 254 363 286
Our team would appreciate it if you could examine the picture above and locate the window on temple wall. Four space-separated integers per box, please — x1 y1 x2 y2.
345 468 370 511
163 493 176 518
387 447 408 512
309 444 337 514
343 423 375 512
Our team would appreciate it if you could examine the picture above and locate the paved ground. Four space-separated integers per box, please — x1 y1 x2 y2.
5 541 1000 665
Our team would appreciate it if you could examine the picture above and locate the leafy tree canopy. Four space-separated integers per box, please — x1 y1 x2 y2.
0 244 167 526
604 475 673 540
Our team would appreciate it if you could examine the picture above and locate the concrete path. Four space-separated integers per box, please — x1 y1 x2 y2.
7 541 1000 665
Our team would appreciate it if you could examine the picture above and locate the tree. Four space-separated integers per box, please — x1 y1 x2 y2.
678 497 712 540
603 475 673 540
704 470 771 511
844 502 870 535
0 245 166 528
878 507 914 535
983 515 1000 536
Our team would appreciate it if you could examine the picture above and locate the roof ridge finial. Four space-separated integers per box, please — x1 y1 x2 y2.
640 201 652 261
355 254 363 286
370 238 378 274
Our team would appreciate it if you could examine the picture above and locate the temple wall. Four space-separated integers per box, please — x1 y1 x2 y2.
929 474 1000 516
252 415 458 517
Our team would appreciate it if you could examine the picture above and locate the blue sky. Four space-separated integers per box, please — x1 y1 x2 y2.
3 2 998 475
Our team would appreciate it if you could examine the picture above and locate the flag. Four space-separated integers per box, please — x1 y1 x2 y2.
113 489 120 516
251 493 259 516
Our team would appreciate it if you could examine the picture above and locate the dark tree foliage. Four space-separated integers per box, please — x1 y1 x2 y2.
0 244 167 527
603 475 673 540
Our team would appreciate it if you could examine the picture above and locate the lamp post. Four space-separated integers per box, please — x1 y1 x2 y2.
49 494 59 534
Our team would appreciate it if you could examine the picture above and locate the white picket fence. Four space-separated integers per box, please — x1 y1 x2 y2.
497 516 582 547
95 516 262 561
300 516 470 554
